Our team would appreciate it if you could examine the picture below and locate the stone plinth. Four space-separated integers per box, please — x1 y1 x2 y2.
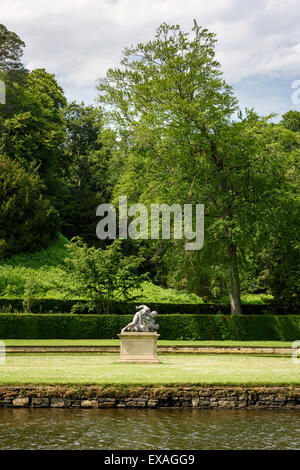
118 332 160 363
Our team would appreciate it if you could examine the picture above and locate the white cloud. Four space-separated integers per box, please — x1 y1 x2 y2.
1 0 300 107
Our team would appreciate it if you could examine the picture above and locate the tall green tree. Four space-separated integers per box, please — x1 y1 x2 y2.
0 25 66 188
98 22 295 314
60 101 117 244
0 24 28 119
0 154 59 258
0 26 62 256
0 24 26 72
254 111 300 310
1 68 66 182
0 24 25 72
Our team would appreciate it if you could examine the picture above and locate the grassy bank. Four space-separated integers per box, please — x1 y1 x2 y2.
0 233 272 305
0 234 203 303
0 354 299 386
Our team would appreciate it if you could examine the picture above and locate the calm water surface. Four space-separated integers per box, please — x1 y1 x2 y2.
0 409 299 450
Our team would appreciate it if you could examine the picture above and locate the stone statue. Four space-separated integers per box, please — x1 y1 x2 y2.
121 305 159 333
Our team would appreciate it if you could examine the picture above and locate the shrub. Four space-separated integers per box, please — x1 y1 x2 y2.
0 298 285 315
0 314 299 340
22 276 40 313
65 238 145 313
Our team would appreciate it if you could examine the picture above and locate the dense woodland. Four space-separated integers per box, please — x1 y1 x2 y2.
0 23 299 314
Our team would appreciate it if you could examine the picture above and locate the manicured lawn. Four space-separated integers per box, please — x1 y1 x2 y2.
0 354 299 385
1 339 294 347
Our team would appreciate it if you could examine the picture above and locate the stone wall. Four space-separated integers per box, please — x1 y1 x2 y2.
0 386 299 409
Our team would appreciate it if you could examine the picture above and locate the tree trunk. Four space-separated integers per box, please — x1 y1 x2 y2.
203 129 242 315
227 243 242 315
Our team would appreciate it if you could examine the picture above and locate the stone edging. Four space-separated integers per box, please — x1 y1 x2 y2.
5 345 294 355
0 385 299 409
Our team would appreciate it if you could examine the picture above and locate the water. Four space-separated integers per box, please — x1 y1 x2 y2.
0 409 299 450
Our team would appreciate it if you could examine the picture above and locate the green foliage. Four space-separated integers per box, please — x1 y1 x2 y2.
0 155 59 258
0 233 205 303
64 101 103 160
0 24 25 72
22 277 40 313
0 23 299 314
281 110 300 133
58 102 120 246
221 293 273 305
66 237 145 313
1 69 66 180
0 297 280 315
255 112 300 309
0 314 131 339
0 63 67 250
0 314 299 340
98 21 298 314
261 201 300 309
130 281 203 304
0 234 69 298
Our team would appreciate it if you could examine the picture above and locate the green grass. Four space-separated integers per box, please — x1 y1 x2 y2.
240 293 273 304
0 234 203 303
0 354 298 385
1 339 294 348
217 293 273 305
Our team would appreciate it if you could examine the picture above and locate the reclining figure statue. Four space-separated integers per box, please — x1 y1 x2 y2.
121 305 159 333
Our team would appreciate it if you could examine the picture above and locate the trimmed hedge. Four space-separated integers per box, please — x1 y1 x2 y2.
0 298 291 315
0 314 300 340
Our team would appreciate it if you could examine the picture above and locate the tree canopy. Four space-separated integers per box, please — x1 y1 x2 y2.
0 155 59 258
0 22 299 312
0 24 26 72
98 21 300 314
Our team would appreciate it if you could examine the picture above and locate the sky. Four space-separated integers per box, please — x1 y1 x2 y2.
2 0 300 118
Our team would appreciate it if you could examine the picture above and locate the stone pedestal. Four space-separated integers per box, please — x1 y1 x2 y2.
118 332 160 363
